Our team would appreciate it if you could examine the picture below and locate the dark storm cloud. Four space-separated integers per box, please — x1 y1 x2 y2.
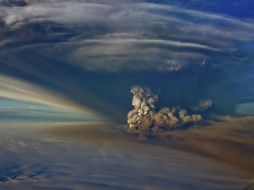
0 0 254 121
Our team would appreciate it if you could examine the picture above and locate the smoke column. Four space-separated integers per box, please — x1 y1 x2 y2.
127 86 202 134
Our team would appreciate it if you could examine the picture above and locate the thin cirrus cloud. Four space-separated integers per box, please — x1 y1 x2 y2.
70 36 213 72
0 0 254 72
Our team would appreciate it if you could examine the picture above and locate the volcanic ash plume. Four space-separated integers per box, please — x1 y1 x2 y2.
127 86 158 130
127 86 202 134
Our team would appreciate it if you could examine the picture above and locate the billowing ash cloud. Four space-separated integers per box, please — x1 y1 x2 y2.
127 86 158 129
127 86 202 134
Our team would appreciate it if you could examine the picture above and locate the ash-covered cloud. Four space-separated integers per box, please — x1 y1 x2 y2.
127 86 202 135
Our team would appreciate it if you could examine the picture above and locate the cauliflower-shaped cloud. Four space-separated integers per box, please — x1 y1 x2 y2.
127 86 202 135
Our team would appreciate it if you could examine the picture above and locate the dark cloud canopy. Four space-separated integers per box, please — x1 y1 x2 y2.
0 0 254 121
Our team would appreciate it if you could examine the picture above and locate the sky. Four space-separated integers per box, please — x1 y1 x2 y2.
0 0 254 122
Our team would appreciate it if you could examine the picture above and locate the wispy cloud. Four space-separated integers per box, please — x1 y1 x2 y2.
2 0 253 72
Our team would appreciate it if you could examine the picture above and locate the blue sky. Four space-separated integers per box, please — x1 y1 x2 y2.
150 0 254 18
